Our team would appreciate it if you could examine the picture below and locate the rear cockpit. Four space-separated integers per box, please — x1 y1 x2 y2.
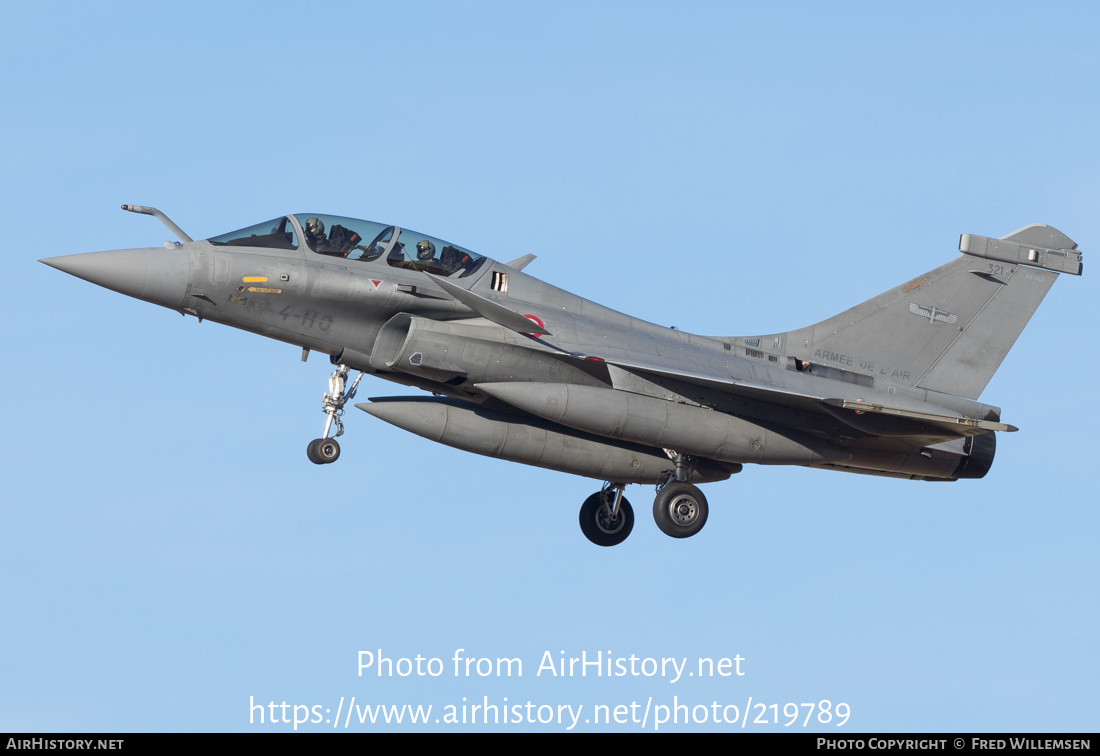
208 214 487 278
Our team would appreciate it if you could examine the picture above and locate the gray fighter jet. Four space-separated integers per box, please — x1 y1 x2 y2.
40 206 1083 546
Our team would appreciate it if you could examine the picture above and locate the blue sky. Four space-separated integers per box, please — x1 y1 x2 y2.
2 1 1097 732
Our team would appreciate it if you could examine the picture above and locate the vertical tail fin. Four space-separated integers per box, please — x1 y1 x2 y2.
780 225 1082 400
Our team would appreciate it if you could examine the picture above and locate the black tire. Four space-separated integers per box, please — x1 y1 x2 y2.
579 491 634 547
316 437 341 464
306 438 325 465
652 482 708 538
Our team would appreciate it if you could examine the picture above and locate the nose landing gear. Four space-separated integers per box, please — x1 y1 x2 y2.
307 364 363 465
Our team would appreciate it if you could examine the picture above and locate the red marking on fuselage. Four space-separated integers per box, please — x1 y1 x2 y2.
523 314 545 338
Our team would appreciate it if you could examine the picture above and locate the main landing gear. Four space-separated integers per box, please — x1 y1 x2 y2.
307 364 363 465
579 483 634 547
578 452 709 546
652 481 708 538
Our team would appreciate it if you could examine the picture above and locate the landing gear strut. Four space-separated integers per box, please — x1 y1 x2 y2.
579 483 633 547
307 364 363 465
652 452 709 538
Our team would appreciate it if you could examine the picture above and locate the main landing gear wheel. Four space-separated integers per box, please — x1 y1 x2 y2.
307 437 341 465
653 482 708 539
579 490 634 547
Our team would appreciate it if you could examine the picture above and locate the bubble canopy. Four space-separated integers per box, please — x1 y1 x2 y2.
207 214 487 278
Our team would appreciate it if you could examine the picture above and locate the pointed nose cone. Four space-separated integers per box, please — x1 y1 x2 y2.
40 248 150 297
40 246 189 309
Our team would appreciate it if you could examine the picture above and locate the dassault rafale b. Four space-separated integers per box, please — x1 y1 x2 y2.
41 206 1083 546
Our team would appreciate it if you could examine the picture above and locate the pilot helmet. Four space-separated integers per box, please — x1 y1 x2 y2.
416 240 436 260
306 217 325 238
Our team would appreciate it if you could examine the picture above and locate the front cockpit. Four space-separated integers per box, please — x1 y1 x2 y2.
208 214 488 278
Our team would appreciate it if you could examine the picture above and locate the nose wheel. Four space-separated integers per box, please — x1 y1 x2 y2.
307 364 362 465
307 437 341 464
